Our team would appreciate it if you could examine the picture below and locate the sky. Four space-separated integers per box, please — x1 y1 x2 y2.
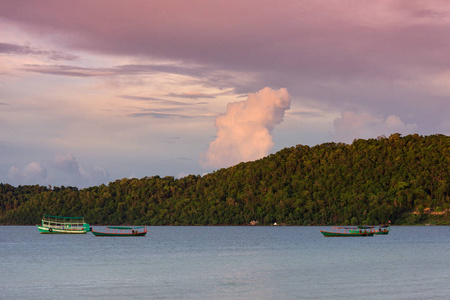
0 0 449 188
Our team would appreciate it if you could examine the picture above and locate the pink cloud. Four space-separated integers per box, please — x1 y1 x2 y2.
200 87 291 168
3 1 449 120
2 1 449 103
2 1 448 75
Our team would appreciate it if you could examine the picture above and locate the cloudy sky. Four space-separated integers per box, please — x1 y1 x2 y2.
1 1 449 188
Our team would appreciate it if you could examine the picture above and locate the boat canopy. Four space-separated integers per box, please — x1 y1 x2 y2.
44 215 84 220
106 226 145 230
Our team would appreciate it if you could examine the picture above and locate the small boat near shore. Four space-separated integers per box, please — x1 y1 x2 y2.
373 223 390 235
91 226 147 237
357 222 391 235
320 226 375 237
37 215 90 234
377 221 391 234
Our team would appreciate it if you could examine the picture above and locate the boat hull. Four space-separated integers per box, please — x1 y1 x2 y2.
91 231 147 237
37 225 88 234
320 231 374 237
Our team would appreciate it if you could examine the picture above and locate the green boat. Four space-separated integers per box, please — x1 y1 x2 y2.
373 222 391 235
91 226 147 237
37 215 90 234
356 222 390 235
321 226 375 237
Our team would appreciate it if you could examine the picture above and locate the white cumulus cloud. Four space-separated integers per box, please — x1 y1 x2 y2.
7 153 109 187
332 111 417 143
200 87 291 168
8 161 48 185
53 152 80 174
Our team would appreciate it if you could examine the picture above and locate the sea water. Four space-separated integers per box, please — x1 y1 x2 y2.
1 226 449 299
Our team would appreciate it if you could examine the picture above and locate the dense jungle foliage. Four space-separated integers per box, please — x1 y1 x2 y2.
1 134 449 226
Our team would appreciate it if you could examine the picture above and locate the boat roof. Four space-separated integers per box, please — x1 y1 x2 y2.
106 226 145 229
44 215 84 220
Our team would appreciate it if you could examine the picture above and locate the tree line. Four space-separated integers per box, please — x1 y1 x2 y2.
1 133 449 225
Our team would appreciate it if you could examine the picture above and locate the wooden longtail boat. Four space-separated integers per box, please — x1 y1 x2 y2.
320 226 375 237
91 226 147 237
37 215 90 234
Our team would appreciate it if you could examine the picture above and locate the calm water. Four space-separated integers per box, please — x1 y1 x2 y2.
1 226 449 299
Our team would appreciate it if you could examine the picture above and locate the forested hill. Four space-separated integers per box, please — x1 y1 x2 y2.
1 134 449 226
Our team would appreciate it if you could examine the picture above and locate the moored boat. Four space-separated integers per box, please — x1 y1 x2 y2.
374 222 391 235
91 226 147 237
320 226 375 237
37 215 90 234
357 222 390 235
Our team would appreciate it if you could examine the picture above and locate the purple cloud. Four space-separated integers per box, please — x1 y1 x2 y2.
1 1 449 187
0 42 78 60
